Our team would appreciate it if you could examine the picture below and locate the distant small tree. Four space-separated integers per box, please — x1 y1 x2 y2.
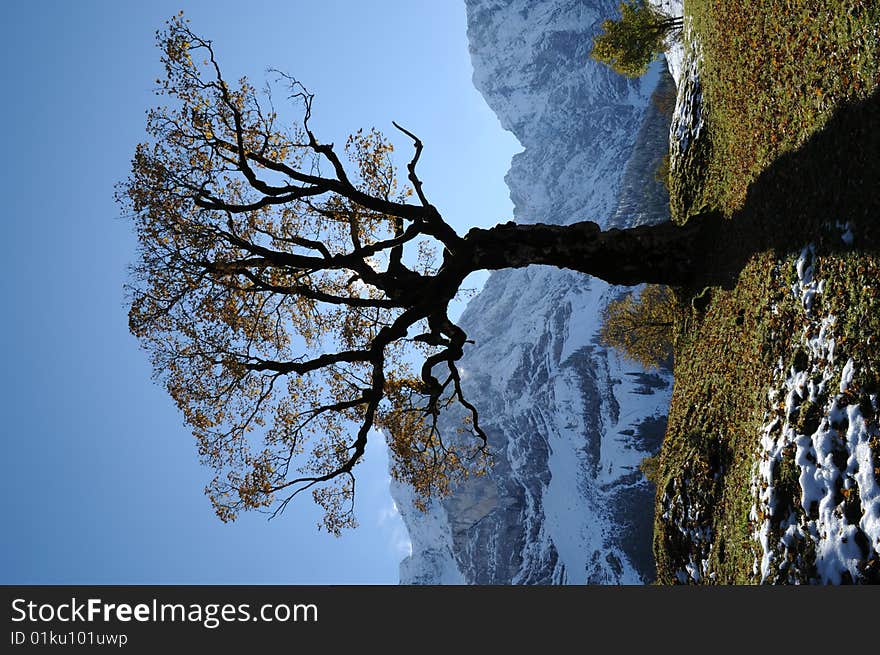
600 284 675 369
639 453 662 485
591 1 683 78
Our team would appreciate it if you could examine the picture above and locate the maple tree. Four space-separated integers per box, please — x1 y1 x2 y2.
600 284 675 369
591 1 683 78
121 15 707 533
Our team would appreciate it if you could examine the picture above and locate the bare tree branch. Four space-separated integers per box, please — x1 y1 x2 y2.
122 14 708 533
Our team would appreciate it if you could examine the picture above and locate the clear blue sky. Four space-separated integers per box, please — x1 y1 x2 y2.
0 1 518 583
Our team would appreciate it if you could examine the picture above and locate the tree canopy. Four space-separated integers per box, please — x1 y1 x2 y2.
121 15 706 533
591 1 683 78
599 284 675 369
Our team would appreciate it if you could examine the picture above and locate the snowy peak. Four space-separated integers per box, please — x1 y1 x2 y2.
465 0 659 227
466 0 643 140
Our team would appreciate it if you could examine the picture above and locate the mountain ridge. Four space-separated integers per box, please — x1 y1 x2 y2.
393 0 676 585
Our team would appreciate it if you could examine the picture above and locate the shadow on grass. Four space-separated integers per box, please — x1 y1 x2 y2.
693 87 880 289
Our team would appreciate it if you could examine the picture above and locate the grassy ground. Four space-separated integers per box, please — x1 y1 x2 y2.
654 0 880 583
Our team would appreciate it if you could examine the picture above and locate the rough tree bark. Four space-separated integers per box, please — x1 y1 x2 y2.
463 218 705 286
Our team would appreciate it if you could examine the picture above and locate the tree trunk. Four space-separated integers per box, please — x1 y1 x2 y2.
463 216 713 288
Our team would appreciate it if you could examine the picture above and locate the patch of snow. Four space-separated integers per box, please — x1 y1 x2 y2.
669 34 702 156
840 359 855 394
649 0 685 83
751 242 880 583
649 1 704 164
662 479 714 584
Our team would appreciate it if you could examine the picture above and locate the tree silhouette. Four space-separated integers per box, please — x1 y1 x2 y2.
120 15 706 532
591 1 683 78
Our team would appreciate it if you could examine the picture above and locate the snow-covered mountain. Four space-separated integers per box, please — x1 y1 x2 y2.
392 0 676 584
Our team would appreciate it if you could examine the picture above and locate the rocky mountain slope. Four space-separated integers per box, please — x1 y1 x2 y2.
393 0 676 584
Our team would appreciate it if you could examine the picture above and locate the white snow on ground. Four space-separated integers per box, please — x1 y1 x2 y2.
667 30 703 157
671 47 703 156
661 479 714 583
650 0 685 82
650 0 703 175
751 243 880 583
